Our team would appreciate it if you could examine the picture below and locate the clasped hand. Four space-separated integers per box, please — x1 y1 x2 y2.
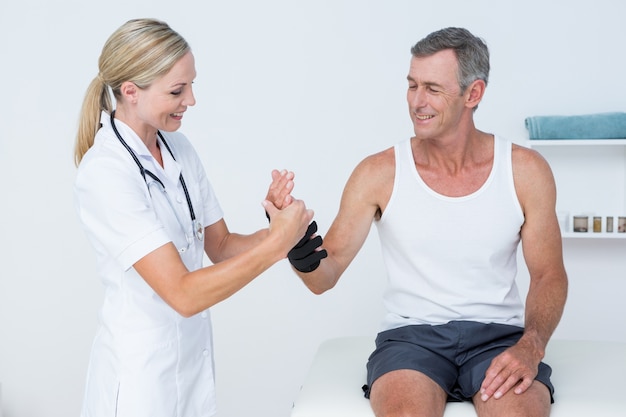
264 169 327 272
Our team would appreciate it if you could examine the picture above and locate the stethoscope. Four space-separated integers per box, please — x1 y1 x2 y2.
110 111 204 251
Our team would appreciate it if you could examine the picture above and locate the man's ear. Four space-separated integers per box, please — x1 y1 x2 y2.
120 81 139 104
465 79 486 109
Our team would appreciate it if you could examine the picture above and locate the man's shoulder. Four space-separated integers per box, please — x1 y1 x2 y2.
359 145 396 169
511 141 556 206
511 142 550 173
349 146 396 186
346 145 396 213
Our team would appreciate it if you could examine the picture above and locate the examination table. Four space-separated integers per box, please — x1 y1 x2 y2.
291 336 626 417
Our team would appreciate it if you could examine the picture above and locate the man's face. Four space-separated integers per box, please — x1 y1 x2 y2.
406 49 468 140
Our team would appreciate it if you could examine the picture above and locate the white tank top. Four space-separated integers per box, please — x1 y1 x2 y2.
375 136 525 330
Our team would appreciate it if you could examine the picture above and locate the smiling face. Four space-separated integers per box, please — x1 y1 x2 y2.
117 50 197 140
406 49 473 141
135 50 197 133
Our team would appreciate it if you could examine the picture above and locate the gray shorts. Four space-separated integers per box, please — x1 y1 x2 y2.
363 321 554 402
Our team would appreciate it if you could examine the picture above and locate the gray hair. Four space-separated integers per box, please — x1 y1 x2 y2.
410 27 490 93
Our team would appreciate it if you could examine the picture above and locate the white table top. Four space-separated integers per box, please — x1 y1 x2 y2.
291 337 626 417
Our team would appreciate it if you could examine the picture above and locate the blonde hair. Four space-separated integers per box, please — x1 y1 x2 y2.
74 18 190 165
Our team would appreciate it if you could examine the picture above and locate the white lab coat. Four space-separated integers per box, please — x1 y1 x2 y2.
74 113 224 417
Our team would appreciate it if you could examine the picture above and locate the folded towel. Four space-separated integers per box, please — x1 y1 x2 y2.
525 112 626 139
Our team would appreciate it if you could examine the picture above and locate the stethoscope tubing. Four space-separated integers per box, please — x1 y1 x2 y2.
109 111 203 243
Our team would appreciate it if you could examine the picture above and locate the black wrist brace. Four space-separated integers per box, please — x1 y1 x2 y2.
288 221 328 273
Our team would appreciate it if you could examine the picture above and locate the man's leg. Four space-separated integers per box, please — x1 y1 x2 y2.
473 380 550 417
369 369 448 417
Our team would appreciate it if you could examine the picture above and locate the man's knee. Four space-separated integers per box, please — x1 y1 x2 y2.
369 370 447 417
473 381 551 417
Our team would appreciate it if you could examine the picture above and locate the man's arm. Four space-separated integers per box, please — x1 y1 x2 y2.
294 150 394 294
480 146 568 401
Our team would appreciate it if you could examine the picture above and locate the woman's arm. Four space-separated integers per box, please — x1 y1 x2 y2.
134 199 313 317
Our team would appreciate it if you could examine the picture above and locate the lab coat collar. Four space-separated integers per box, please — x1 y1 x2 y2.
101 111 182 185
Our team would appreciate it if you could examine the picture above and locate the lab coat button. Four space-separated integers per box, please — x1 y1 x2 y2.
202 349 209 357
201 311 208 318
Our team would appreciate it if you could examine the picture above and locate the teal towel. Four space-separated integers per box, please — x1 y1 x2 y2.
525 112 626 139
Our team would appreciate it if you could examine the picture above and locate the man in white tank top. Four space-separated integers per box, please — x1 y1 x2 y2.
279 27 568 417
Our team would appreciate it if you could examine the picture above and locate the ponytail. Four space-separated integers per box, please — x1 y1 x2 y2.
74 75 113 166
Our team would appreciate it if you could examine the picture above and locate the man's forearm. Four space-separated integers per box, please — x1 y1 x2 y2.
523 271 568 351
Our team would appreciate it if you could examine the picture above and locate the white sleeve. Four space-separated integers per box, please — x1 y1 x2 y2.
74 152 171 271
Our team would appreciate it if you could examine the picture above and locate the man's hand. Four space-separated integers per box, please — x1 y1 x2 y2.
479 337 544 401
265 169 294 212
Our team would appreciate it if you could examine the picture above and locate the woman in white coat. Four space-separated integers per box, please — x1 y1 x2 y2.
73 18 312 417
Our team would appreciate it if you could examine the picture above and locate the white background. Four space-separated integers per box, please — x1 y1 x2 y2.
1 1 625 416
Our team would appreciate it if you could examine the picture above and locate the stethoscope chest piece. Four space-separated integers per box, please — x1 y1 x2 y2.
193 219 204 242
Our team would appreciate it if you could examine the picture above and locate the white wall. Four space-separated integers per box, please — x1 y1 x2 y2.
1 1 625 416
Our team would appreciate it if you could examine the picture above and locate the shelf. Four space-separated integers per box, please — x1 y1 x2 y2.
528 139 626 146
562 232 626 239
527 138 626 241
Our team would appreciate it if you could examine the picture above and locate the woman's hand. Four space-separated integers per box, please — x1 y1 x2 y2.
262 198 313 256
